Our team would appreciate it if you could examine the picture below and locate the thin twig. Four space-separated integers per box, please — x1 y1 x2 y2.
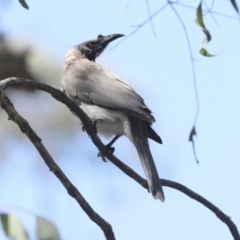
115 1 238 52
121 0 132 19
168 2 199 119
109 3 168 50
203 0 220 27
0 88 116 240
144 0 157 37
202 0 215 15
176 2 239 20
167 2 199 163
210 0 215 10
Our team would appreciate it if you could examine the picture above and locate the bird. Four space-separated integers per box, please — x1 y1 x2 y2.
61 33 165 201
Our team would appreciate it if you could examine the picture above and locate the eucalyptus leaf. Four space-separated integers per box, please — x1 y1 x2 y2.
200 48 215 57
1 213 29 240
230 0 239 13
0 213 9 236
19 0 29 10
195 2 215 57
36 217 60 240
195 2 211 47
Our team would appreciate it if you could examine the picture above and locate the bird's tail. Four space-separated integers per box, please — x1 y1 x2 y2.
126 116 165 201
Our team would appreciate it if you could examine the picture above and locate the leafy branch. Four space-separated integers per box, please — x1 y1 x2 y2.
111 0 239 164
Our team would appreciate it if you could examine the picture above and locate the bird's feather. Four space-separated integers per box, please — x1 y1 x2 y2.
61 59 155 123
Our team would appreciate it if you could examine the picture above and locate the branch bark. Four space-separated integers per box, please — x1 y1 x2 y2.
0 88 116 240
0 77 239 240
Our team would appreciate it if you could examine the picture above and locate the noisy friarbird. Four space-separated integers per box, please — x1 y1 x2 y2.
61 34 165 201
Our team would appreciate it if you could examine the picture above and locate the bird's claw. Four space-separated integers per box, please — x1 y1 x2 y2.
93 119 102 125
82 119 102 136
97 146 115 162
91 119 102 137
81 124 86 133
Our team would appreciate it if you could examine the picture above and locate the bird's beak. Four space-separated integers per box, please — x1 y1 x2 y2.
95 34 124 52
100 33 124 44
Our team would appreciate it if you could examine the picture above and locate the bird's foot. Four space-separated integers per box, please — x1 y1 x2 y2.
91 119 102 136
83 119 102 137
93 118 102 126
81 124 86 133
97 144 115 162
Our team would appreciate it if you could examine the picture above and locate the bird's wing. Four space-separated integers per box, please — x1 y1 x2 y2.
61 60 155 122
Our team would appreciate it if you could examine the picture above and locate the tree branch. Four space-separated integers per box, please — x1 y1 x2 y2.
0 88 116 240
106 155 240 240
0 77 239 240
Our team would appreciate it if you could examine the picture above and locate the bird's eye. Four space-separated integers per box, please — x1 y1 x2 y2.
88 42 96 48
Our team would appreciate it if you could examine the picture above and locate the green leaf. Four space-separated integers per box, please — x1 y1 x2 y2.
230 0 239 14
195 2 214 57
0 214 9 236
19 0 29 10
1 213 29 240
9 213 29 240
195 2 211 46
36 217 60 240
199 48 215 57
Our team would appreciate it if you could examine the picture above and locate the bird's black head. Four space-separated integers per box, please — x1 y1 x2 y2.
76 33 124 62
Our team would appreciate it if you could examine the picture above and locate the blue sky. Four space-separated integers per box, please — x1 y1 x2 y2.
0 0 240 239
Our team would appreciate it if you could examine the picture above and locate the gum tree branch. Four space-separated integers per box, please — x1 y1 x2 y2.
107 155 240 240
0 77 239 240
0 88 115 240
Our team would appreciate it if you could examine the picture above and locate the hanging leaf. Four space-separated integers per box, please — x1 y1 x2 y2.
19 0 29 10
230 0 239 13
36 217 61 240
195 3 211 45
199 48 215 57
195 2 214 57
